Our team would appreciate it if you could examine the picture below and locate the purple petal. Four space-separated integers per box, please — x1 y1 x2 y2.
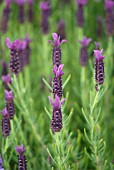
48 96 54 107
94 49 105 61
1 108 8 117
61 98 66 105
6 38 11 48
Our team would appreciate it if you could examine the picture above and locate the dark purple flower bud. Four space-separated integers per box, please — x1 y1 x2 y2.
0 5 11 33
1 62 8 76
40 1 51 34
2 74 12 91
6 38 24 75
5 90 15 119
16 0 25 23
76 0 88 27
94 42 100 50
22 35 32 66
0 157 4 170
57 20 66 41
15 144 27 170
53 64 64 99
49 33 67 67
1 108 11 137
78 36 92 66
27 0 34 22
105 0 114 36
94 49 105 90
48 94 66 132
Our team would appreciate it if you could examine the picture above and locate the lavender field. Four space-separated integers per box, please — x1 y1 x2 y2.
0 0 114 169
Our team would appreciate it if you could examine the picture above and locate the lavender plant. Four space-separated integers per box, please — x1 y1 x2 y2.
40 1 51 34
16 0 25 23
0 157 4 170
5 90 15 119
76 0 88 27
15 144 27 170
78 36 92 66
105 0 114 36
1 108 11 137
94 49 105 91
0 0 12 33
27 0 34 22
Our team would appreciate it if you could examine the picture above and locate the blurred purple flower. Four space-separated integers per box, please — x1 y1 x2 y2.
0 2 11 33
28 0 34 4
78 36 92 66
96 16 103 37
2 74 12 91
57 19 66 40
1 62 8 76
40 1 51 34
5 90 15 119
105 0 114 36
0 157 4 170
6 38 25 75
105 0 114 10
76 0 88 6
76 0 88 27
16 0 25 23
94 42 100 50
15 144 27 170
49 33 67 67
1 108 11 137
48 94 65 132
94 49 105 90
78 36 92 47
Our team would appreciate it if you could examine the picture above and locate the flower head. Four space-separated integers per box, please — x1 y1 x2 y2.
48 33 67 47
15 144 26 155
94 42 100 50
5 90 14 100
105 0 114 10
1 108 8 117
94 49 105 61
2 74 12 84
16 0 25 5
53 64 64 77
5 0 12 6
40 1 50 10
48 94 66 109
78 36 92 47
6 38 22 50
76 0 88 6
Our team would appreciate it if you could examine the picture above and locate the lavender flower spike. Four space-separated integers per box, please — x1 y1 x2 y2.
0 157 4 170
15 144 27 170
78 36 92 66
40 1 51 34
1 108 11 137
105 0 114 36
53 64 64 77
76 0 88 27
53 64 64 99
49 33 67 67
94 42 100 50
5 90 15 119
78 36 92 47
16 0 25 23
48 94 66 132
94 49 105 91
6 38 22 75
